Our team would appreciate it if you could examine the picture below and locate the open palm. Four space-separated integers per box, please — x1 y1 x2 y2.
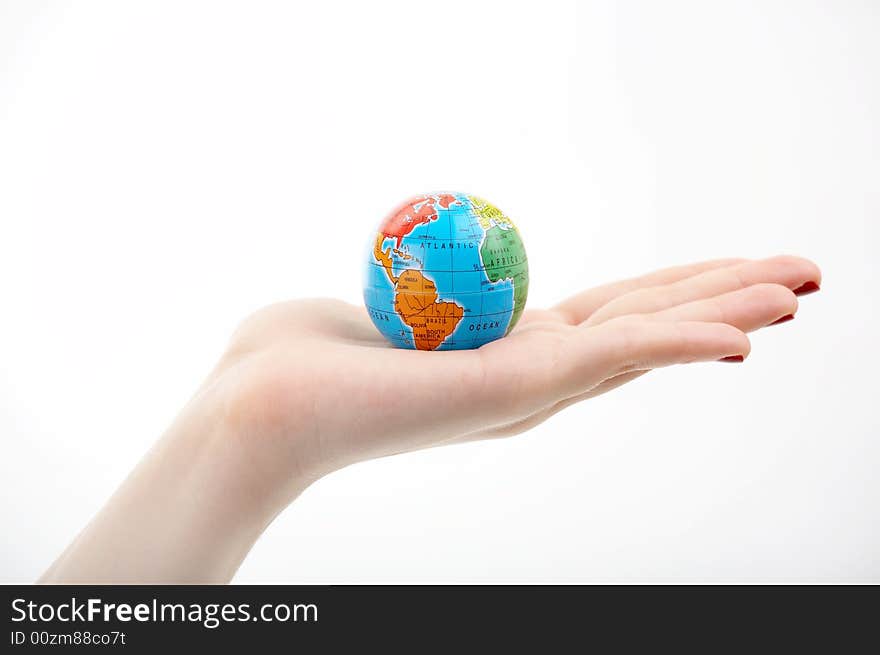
217 255 820 482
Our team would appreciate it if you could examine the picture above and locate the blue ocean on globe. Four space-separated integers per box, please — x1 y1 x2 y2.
363 193 529 351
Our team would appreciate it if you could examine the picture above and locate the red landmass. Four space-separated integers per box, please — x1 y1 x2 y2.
380 194 462 247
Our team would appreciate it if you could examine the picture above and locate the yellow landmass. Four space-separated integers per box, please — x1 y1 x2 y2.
468 195 516 230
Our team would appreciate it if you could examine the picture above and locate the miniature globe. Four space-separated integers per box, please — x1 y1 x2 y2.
364 192 529 351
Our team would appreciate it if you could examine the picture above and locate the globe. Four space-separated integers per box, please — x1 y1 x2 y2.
364 192 529 351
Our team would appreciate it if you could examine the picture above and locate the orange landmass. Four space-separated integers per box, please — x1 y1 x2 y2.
380 194 462 247
373 233 397 284
394 269 463 351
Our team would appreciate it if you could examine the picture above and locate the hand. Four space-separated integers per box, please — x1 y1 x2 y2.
41 255 821 583
223 254 820 467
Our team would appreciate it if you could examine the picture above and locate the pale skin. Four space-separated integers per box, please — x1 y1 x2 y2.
40 255 821 583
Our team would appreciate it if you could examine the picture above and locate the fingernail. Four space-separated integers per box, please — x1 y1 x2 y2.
718 355 745 363
768 314 795 326
793 281 820 296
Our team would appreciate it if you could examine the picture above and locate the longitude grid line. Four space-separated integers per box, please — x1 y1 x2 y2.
468 200 487 348
447 203 458 346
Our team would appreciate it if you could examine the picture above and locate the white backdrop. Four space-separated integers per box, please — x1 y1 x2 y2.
1 1 877 583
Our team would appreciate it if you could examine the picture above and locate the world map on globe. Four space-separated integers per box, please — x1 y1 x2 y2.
364 192 529 351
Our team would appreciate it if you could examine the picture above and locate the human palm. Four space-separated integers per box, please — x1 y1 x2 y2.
217 255 820 487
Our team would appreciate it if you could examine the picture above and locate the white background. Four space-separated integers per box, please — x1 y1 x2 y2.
1 0 878 583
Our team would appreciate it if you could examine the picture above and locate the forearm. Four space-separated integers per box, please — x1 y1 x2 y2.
39 382 310 584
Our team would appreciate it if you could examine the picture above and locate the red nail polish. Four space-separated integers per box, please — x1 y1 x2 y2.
793 281 820 296
718 355 745 363
768 314 795 326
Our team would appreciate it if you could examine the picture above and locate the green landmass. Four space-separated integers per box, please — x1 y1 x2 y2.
479 225 529 334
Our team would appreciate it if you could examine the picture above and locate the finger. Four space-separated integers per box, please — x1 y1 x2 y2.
554 318 751 399
474 283 795 442
447 318 749 446
645 283 798 333
489 280 802 438
552 258 749 325
453 321 748 444
585 255 820 327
